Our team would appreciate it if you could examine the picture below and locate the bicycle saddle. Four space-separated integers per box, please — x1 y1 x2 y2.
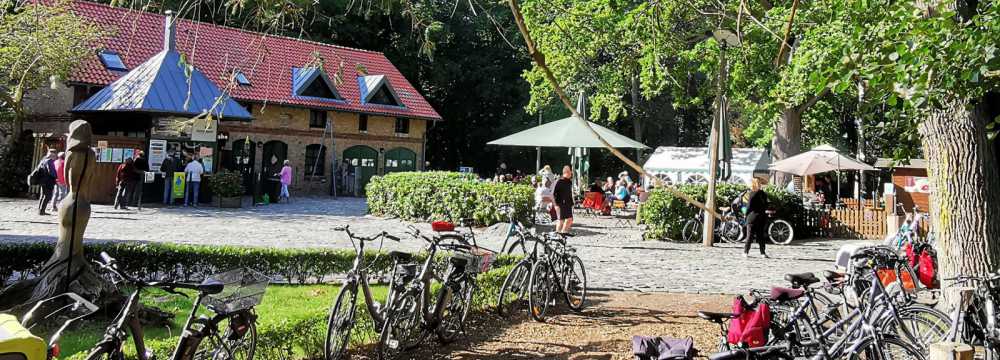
197 279 225 295
769 287 805 302
697 311 734 324
784 272 820 288
388 251 412 262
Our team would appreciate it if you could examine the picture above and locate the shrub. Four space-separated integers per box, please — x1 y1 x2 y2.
206 169 244 197
638 184 806 240
366 171 534 226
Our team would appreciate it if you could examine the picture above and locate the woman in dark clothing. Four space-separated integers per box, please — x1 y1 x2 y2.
114 158 136 210
553 165 575 233
744 177 770 258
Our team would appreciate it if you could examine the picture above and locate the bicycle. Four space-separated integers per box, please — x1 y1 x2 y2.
682 207 742 243
374 225 489 359
942 274 1000 360
324 226 409 360
1 292 98 360
497 203 532 255
526 232 587 322
496 228 546 317
87 252 267 360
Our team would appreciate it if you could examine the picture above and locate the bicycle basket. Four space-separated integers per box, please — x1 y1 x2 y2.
452 247 495 274
201 268 270 314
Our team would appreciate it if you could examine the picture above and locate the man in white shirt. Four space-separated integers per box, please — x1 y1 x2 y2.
184 157 205 207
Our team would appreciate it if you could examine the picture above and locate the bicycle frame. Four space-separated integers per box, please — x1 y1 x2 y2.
341 236 392 329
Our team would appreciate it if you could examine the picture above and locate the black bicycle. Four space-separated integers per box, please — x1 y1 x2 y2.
324 226 410 360
526 232 587 321
375 226 487 359
87 252 267 360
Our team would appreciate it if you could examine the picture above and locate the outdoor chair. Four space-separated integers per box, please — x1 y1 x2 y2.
581 192 607 217
611 200 634 227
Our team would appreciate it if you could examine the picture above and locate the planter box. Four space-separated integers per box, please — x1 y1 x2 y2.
216 196 242 208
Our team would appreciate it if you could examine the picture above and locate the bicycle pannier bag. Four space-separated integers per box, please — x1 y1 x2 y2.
726 296 770 347
632 335 696 360
918 248 938 289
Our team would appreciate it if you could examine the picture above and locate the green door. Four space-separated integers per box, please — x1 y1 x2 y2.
343 145 378 195
384 147 417 173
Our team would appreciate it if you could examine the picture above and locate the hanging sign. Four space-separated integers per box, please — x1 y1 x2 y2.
190 118 217 142
97 140 109 149
149 140 167 173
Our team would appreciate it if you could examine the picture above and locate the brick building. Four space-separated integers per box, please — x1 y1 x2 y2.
24 1 441 201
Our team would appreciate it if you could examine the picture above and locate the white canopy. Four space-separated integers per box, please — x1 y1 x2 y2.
768 144 875 176
642 146 770 185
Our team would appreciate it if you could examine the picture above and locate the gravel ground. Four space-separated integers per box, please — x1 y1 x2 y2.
357 291 731 360
0 196 872 294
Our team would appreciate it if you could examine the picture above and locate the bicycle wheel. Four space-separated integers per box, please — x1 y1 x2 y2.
497 261 531 317
528 261 553 322
719 220 744 244
505 232 527 256
437 278 475 343
193 317 258 360
325 284 357 360
768 220 794 245
682 219 702 242
562 255 587 311
376 291 423 359
849 335 925 360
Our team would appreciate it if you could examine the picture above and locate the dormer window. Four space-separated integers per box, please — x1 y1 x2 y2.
358 75 403 107
292 67 341 101
233 70 251 86
99 50 127 71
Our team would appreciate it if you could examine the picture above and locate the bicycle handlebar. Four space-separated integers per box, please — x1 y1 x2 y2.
94 252 206 297
334 225 398 242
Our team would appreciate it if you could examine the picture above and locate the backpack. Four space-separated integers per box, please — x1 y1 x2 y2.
632 336 696 360
26 163 50 186
727 296 770 347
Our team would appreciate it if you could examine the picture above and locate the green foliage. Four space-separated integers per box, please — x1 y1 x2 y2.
206 169 244 197
638 183 806 240
0 130 31 196
366 171 534 226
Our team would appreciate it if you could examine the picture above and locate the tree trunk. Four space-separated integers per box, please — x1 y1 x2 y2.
919 98 1000 281
631 75 643 160
771 106 802 186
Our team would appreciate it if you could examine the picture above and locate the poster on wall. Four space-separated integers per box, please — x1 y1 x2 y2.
102 148 113 162
190 118 217 142
123 148 134 161
149 139 167 172
172 172 186 199
903 176 931 194
200 147 214 173
111 148 123 162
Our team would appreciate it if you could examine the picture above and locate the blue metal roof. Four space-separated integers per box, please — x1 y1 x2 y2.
72 49 252 120
357 75 404 108
291 67 342 102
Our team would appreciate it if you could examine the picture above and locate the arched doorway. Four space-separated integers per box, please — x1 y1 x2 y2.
231 139 256 195
343 145 378 195
384 147 416 173
262 141 288 200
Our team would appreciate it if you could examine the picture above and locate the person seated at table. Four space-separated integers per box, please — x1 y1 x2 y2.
614 179 630 203
603 176 615 193
588 179 604 193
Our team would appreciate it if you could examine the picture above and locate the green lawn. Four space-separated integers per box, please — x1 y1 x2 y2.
59 284 389 358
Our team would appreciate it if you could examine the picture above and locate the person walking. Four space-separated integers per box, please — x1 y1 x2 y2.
553 165 575 234
35 149 58 215
160 154 176 206
278 160 292 203
52 152 67 212
114 158 136 210
744 177 770 258
131 150 148 209
184 157 204 207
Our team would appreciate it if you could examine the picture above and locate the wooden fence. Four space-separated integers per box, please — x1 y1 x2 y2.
801 205 888 240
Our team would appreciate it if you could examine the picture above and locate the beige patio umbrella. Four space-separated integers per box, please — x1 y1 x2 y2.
769 144 875 198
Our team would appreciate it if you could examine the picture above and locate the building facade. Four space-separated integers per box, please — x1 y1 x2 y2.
23 1 441 200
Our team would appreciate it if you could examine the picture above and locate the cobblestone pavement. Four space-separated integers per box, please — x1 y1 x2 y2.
0 197 872 294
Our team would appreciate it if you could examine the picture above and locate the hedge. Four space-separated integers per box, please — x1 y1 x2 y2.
638 184 807 241
0 241 521 286
366 171 534 226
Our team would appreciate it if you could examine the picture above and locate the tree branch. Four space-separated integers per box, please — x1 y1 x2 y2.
797 87 830 115
506 0 719 219
773 0 799 66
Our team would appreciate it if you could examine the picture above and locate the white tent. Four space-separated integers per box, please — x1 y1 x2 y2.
642 146 770 187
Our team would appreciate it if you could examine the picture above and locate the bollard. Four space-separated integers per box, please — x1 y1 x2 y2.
929 342 974 360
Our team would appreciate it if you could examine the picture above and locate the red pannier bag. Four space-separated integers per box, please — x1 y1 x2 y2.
726 296 770 347
431 221 455 232
918 249 938 289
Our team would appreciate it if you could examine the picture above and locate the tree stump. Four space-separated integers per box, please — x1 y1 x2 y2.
0 120 113 311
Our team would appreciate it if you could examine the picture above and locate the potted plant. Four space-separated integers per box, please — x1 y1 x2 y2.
208 170 244 208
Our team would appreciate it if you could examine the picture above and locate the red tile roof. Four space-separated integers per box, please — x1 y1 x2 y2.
68 1 442 121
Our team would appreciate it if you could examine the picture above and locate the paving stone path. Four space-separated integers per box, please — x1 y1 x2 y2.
0 197 872 294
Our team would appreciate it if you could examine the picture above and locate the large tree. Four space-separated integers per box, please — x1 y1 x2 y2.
0 0 102 145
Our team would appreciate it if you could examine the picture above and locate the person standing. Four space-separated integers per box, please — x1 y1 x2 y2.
744 177 770 258
553 165 575 234
184 157 204 207
35 149 58 215
131 150 148 209
278 160 292 203
52 152 67 212
114 158 136 210
160 154 176 205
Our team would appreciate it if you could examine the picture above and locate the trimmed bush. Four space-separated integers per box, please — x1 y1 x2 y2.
638 184 806 240
366 171 534 226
